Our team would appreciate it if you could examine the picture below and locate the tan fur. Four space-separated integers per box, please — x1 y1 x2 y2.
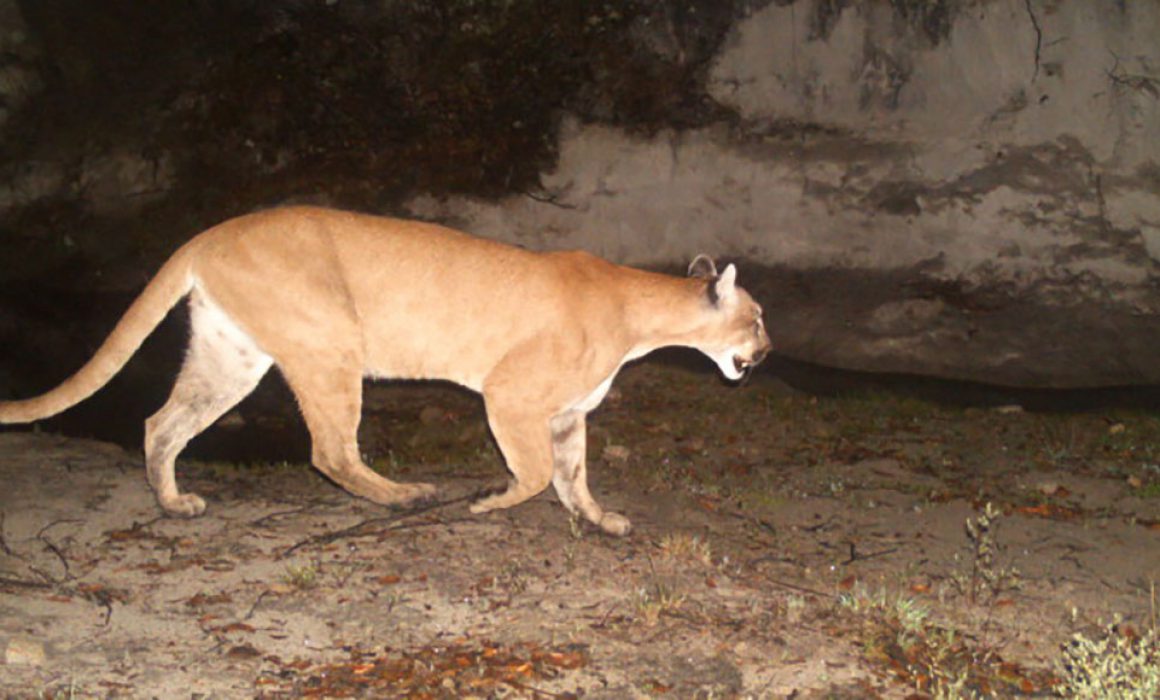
0 207 771 535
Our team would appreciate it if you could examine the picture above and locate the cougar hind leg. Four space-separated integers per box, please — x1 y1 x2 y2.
145 291 272 517
470 389 555 515
278 359 436 507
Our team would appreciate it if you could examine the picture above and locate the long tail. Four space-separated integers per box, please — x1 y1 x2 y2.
0 242 198 423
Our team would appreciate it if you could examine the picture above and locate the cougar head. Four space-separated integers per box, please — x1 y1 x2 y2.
688 255 772 383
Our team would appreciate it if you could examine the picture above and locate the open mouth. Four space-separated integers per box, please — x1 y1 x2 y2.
732 356 756 383
732 348 769 383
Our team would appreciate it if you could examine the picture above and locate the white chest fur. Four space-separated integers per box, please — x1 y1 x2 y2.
570 372 617 414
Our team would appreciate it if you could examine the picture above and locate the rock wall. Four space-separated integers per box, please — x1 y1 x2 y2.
408 0 1160 388
0 0 40 131
1 0 1157 389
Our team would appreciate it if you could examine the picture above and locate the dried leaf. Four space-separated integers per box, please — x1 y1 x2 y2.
214 622 255 634
226 644 261 659
186 592 233 607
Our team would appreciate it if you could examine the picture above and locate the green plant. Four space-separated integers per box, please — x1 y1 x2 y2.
282 563 320 590
837 582 888 613
497 560 529 595
41 679 82 700
567 511 584 540
894 594 931 633
954 502 1021 603
1055 617 1159 699
656 532 713 566
839 583 930 650
836 582 1051 695
785 593 807 623
929 666 982 700
632 581 686 627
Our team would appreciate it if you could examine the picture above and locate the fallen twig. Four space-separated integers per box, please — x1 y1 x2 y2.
504 678 573 698
38 539 70 578
243 589 273 621
750 571 834 600
841 541 900 566
0 511 12 556
0 576 53 590
718 507 778 537
36 519 83 581
97 593 114 626
249 506 311 528
745 553 796 569
591 603 621 629
801 516 838 533
103 516 166 543
521 187 577 209
279 492 479 558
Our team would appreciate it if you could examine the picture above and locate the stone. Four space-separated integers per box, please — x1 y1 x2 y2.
601 444 631 462
4 637 46 666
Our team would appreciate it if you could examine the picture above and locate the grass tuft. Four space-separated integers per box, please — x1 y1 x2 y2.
1055 617 1159 699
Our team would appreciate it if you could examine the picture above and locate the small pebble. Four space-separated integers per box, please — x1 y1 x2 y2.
5 638 46 666
602 444 631 462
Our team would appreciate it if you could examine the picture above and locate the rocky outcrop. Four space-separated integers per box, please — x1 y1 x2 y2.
0 0 39 131
408 0 1160 388
1 0 1157 388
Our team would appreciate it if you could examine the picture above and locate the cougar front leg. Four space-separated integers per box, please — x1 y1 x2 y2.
280 362 436 507
550 412 631 536
470 397 554 515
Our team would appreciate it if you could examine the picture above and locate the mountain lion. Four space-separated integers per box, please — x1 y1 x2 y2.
0 207 771 535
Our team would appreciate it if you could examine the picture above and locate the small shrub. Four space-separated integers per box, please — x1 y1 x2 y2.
632 582 686 627
282 563 320 590
656 532 713 566
1056 618 1159 699
954 502 1021 603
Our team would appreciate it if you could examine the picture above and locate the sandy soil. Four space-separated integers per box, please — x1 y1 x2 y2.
1 361 1157 698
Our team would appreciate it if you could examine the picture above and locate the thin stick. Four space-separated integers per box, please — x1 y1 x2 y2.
0 576 53 590
841 541 899 566
749 570 834 600
36 520 82 581
279 492 479 558
249 506 311 528
504 679 572 698
0 511 12 556
243 590 273 621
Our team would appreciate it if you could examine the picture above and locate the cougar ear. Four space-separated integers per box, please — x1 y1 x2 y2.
714 263 737 302
687 254 718 279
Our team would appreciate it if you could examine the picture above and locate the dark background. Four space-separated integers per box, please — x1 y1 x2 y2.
1 0 1157 457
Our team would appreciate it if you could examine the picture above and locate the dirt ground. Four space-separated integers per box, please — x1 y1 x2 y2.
1 360 1157 698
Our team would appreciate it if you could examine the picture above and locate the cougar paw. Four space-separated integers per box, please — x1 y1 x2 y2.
468 482 514 514
160 493 207 518
398 481 437 504
598 512 632 537
469 499 496 515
